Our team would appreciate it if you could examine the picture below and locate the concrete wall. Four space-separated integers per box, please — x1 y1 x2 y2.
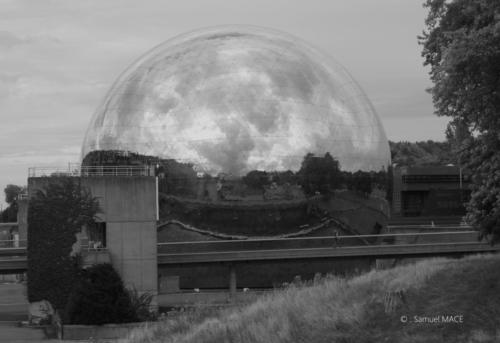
0 223 17 244
28 176 158 306
81 177 157 223
83 177 158 305
159 258 372 291
17 200 28 243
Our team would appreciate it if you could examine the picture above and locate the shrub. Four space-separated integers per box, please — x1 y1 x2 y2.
128 288 156 322
65 263 139 325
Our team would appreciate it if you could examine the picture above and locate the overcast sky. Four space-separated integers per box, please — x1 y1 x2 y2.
0 0 449 209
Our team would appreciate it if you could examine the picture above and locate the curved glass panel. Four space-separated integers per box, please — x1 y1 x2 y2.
82 26 390 175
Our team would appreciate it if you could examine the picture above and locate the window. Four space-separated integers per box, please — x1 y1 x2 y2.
87 222 106 249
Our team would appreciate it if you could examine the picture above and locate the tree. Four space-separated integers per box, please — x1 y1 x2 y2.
298 152 342 196
243 170 270 189
1 184 25 222
4 184 22 204
420 0 500 242
27 178 101 315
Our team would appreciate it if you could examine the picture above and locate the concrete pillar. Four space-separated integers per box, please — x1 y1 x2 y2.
17 199 28 247
229 265 237 300
82 177 159 309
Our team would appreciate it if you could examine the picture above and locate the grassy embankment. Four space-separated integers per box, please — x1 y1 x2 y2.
124 254 500 343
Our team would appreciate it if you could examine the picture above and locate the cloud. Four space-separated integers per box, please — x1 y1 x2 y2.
0 30 24 48
0 0 445 207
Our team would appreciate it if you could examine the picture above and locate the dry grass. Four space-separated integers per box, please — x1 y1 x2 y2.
122 254 500 343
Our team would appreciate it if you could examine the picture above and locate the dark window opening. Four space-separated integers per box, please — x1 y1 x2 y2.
87 222 106 249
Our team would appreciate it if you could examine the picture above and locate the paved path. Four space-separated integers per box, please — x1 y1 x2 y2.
0 322 46 343
0 283 27 321
0 322 121 342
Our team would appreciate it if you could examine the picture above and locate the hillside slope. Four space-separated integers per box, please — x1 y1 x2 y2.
125 254 500 343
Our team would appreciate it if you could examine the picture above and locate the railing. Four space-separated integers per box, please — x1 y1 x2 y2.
17 193 29 201
157 230 479 251
80 245 108 252
0 241 109 251
157 231 499 265
28 164 155 177
402 174 465 184
0 239 27 249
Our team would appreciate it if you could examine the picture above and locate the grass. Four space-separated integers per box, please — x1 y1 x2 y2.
122 254 500 343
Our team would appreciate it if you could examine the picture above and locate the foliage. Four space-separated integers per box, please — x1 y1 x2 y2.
65 263 139 325
346 171 372 195
243 170 270 189
1 203 18 223
128 288 156 322
1 184 25 222
462 135 500 242
389 140 455 167
4 184 23 204
27 178 101 315
420 0 500 242
82 149 159 166
298 153 342 196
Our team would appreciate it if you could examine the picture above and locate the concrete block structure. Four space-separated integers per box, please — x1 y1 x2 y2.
27 172 158 306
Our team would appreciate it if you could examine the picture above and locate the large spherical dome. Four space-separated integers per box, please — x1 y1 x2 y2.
82 26 390 175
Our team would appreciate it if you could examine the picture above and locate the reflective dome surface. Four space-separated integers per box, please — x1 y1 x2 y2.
82 26 390 175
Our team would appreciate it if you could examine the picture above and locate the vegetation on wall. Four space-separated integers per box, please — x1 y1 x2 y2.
420 0 500 242
27 178 101 315
389 140 454 167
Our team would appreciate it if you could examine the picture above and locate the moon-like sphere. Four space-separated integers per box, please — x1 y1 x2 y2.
82 26 390 175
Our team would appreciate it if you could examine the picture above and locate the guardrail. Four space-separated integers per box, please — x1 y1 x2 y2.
28 164 155 177
157 230 491 264
80 245 108 252
157 241 500 264
157 230 479 251
0 239 27 249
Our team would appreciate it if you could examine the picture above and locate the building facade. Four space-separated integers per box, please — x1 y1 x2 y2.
392 166 470 217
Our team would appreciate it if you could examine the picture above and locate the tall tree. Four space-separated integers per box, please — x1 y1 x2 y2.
420 0 500 242
27 178 101 315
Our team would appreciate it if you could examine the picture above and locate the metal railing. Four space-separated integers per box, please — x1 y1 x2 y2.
28 164 155 177
80 244 108 252
157 230 479 248
17 193 29 201
0 239 27 249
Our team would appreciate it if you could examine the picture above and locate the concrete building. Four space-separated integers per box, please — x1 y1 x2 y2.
392 165 470 217
27 167 158 305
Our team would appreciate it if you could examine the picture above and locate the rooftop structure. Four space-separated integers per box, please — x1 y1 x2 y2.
392 165 470 217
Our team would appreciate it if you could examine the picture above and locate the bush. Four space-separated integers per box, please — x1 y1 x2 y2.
65 263 139 325
128 288 156 322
